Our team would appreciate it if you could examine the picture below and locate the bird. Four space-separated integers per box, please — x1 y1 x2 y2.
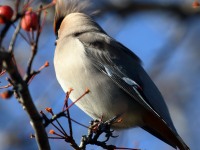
53 0 190 150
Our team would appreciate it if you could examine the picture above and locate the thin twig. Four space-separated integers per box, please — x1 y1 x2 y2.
12 23 29 44
26 5 42 78
48 137 64 139
51 121 68 136
0 7 22 48
64 88 90 111
0 84 12 89
26 61 49 84
64 115 89 129
0 70 6 76
15 0 21 16
52 113 68 137
8 19 22 53
64 93 73 137
44 111 88 129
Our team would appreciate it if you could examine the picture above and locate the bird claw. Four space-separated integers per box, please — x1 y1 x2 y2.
80 114 122 149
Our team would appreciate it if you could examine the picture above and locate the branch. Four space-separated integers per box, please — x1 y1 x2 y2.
26 6 43 78
8 19 22 53
0 52 50 150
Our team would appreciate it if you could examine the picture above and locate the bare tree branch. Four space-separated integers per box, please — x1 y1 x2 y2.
0 52 50 150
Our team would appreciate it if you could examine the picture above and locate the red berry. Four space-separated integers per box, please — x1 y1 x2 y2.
192 1 200 8
0 90 13 99
0 5 14 24
21 10 38 32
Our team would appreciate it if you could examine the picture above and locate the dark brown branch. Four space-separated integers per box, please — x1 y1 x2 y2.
14 0 21 14
43 111 88 129
8 19 22 53
0 52 50 150
26 5 42 78
0 5 22 48
64 93 73 137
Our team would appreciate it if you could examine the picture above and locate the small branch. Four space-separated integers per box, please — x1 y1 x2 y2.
26 61 49 84
43 111 88 129
8 19 22 53
40 98 137 150
63 88 90 111
0 52 50 150
64 92 73 137
0 70 6 76
26 5 42 78
14 0 21 16
0 83 12 89
43 111 81 150
45 108 68 137
0 10 22 48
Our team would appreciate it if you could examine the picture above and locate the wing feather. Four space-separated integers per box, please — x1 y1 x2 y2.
77 31 177 133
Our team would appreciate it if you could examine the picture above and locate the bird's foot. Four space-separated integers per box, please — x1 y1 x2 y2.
79 114 124 149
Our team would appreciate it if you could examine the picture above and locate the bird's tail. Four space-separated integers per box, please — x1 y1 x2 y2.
142 113 190 150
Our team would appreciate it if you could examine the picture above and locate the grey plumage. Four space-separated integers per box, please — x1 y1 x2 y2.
53 1 189 150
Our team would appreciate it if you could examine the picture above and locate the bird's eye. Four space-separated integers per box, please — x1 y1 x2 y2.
74 32 81 37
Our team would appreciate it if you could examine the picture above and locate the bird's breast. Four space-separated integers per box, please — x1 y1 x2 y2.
54 36 144 128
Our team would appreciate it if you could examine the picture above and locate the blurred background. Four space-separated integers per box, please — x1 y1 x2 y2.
0 0 199 149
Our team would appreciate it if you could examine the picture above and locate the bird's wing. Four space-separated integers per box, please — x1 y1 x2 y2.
77 31 176 132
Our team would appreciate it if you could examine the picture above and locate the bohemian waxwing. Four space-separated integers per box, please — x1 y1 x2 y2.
53 1 189 150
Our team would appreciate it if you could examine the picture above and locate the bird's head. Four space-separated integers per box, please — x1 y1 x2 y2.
54 0 92 36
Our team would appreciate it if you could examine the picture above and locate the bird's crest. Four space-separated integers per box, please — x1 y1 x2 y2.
54 0 91 35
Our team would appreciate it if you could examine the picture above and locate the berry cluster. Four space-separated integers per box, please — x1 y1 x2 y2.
0 5 38 32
